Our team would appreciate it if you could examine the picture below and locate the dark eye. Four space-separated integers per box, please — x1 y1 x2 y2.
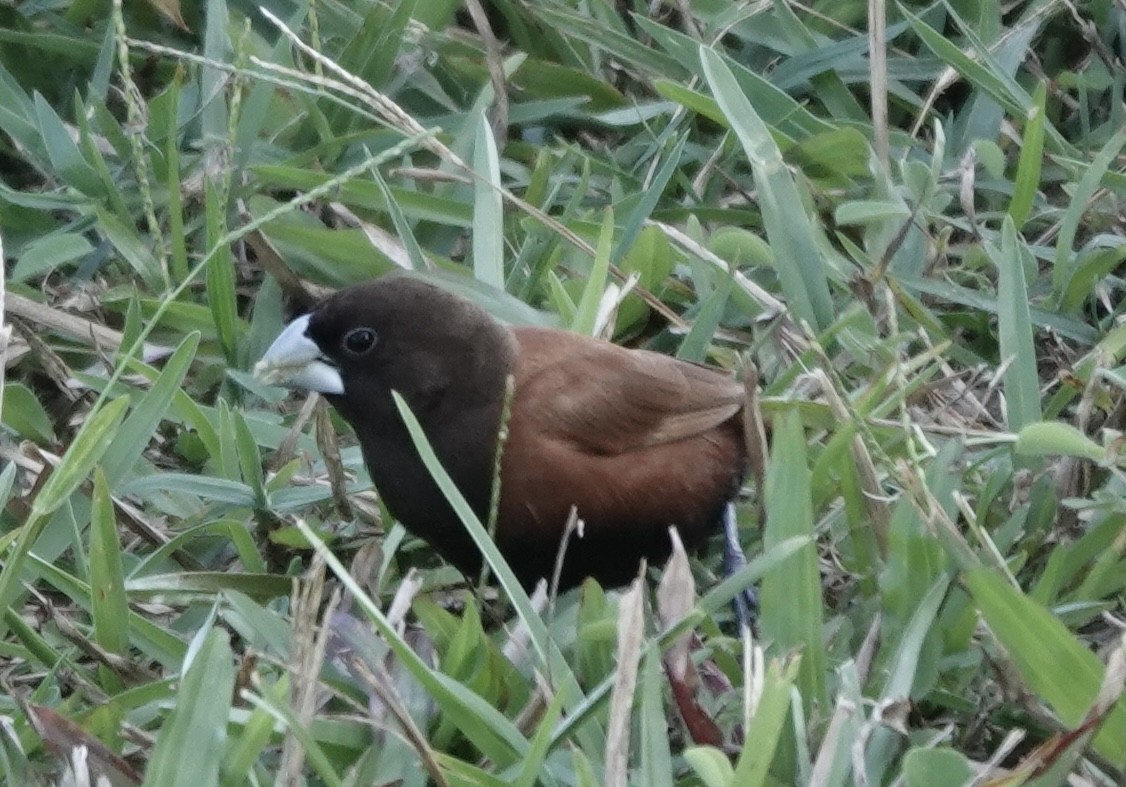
343 327 377 355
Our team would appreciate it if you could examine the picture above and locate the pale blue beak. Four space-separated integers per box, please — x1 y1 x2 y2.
254 314 345 395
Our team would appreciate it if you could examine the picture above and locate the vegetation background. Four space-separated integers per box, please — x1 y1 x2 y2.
0 0 1123 784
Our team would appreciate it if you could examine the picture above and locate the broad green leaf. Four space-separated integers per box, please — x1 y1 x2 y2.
835 200 911 226
125 572 294 600
1015 421 1106 462
684 746 734 787
121 473 257 507
33 92 102 195
31 396 129 520
902 748 974 787
1 383 55 444
250 168 473 227
11 231 93 282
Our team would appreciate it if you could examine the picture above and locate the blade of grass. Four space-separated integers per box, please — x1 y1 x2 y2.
513 689 567 787
759 409 827 711
206 178 239 365
369 162 431 272
700 45 834 333
0 395 129 637
638 649 674 787
571 209 614 336
613 133 686 262
732 656 802 785
990 216 1041 431
90 468 129 657
1051 126 1126 300
473 111 505 289
967 568 1126 767
102 332 200 486
1007 81 1046 230
294 519 533 767
389 391 609 754
143 628 236 787
550 536 810 747
865 575 953 784
29 554 188 667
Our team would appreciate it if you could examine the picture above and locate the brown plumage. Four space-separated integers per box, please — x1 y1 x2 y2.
256 274 747 592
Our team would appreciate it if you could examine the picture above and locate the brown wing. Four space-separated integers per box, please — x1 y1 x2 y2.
510 326 744 456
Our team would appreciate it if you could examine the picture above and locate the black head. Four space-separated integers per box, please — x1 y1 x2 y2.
258 274 515 423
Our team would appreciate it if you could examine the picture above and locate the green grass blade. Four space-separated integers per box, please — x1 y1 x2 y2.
1051 126 1126 298
612 133 686 261
732 656 802 785
90 468 129 657
102 332 200 486
571 209 614 335
144 629 235 787
30 396 130 522
1007 81 1046 229
370 165 431 271
638 649 674 787
473 112 505 289
684 746 734 786
294 520 532 767
990 217 1041 431
206 180 239 365
759 409 827 711
966 568 1126 767
700 45 834 332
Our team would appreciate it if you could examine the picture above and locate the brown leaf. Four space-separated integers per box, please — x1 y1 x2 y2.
146 0 188 30
605 572 646 787
667 670 725 748
26 705 142 785
656 527 696 683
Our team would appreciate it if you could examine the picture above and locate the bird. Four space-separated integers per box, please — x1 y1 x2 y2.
255 274 752 606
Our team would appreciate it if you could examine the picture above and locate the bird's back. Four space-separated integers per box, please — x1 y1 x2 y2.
495 327 747 589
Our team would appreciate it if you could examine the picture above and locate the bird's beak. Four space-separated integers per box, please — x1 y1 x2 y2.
253 314 345 395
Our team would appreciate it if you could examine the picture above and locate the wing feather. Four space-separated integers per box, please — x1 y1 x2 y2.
511 327 743 455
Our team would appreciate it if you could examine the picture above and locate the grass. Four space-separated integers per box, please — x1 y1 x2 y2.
0 0 1123 784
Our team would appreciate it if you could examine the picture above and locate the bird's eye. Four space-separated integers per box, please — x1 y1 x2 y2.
343 327 377 355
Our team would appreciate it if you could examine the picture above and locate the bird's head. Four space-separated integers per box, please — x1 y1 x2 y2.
254 275 514 422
